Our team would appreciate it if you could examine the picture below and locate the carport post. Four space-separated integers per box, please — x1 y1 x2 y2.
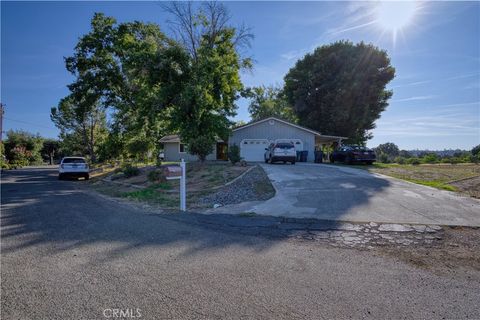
180 159 186 211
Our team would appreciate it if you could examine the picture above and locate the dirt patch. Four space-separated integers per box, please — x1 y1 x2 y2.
378 227 480 272
449 176 480 198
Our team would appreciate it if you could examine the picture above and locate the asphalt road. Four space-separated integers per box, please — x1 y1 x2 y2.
1 167 479 319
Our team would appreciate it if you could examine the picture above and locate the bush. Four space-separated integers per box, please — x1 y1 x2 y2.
393 156 405 164
1 160 10 170
378 153 389 163
228 144 241 164
421 153 439 164
188 136 214 162
472 145 480 157
147 170 164 182
122 163 140 177
406 158 420 165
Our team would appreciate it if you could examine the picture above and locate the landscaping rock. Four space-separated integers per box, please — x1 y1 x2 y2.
200 166 274 206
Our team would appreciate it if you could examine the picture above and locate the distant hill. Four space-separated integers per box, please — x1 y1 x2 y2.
407 149 469 157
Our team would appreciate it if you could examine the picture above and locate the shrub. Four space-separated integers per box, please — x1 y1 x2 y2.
378 153 389 163
394 156 405 164
188 136 214 162
147 170 164 182
122 163 140 177
468 154 479 164
472 145 480 157
1 160 10 170
421 153 439 164
406 158 420 165
228 144 241 164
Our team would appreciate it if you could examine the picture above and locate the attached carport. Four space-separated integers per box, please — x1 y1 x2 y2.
315 135 347 162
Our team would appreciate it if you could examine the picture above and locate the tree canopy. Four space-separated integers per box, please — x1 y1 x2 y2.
246 86 297 123
163 2 252 161
284 41 395 144
52 4 251 162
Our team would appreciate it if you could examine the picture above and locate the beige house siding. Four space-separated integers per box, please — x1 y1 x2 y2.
163 142 217 162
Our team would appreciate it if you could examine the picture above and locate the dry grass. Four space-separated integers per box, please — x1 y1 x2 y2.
333 163 480 195
89 161 253 208
370 163 480 183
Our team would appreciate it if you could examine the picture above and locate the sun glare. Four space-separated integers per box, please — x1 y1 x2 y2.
376 1 419 45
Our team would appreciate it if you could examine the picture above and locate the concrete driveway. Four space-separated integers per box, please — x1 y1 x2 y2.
244 163 480 226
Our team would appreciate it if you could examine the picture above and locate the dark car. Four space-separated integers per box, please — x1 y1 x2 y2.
330 145 376 165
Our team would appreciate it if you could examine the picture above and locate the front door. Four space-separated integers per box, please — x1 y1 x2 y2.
216 142 228 161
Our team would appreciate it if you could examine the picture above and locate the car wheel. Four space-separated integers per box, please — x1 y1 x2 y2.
345 155 353 165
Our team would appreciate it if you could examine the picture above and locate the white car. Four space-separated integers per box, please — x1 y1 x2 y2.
58 157 90 180
264 142 296 164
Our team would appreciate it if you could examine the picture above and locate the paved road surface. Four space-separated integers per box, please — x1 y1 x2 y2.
245 163 480 226
1 167 479 319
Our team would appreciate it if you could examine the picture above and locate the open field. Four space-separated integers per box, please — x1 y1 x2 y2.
331 163 480 197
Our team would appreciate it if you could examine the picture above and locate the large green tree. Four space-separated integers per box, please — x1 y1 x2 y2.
58 13 184 161
51 96 108 162
163 2 253 161
246 85 297 122
284 41 395 143
374 142 400 162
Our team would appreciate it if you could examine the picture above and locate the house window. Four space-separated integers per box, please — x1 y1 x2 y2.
179 143 188 153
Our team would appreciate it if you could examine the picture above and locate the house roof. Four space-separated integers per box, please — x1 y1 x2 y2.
159 135 181 143
233 117 347 139
159 134 225 143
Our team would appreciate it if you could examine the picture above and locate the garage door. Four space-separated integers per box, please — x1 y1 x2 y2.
240 139 270 161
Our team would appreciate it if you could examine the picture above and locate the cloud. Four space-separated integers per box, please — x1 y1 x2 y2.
391 95 437 102
280 49 308 61
326 20 377 36
464 82 480 90
390 80 432 89
373 106 479 138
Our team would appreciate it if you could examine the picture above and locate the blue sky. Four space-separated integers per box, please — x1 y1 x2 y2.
1 1 479 150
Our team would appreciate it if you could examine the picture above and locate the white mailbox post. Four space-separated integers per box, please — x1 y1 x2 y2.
180 159 186 211
164 159 187 212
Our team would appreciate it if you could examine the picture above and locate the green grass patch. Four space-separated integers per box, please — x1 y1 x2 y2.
151 182 173 190
238 212 257 217
402 179 458 191
123 183 177 207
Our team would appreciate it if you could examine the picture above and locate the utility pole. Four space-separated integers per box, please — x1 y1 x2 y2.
0 103 4 143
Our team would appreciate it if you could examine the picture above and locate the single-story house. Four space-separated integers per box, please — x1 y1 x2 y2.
160 117 346 162
159 134 228 161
